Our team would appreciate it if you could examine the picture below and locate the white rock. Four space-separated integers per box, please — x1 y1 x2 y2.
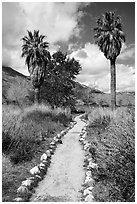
35 175 42 179
86 171 92 177
83 187 94 196
85 194 94 202
40 153 47 161
13 197 24 202
88 162 98 169
26 176 35 181
55 138 59 142
30 166 40 175
17 185 28 194
82 134 86 138
60 130 65 135
46 150 51 157
22 179 33 187
83 140 87 145
39 163 45 170
79 138 84 142
49 148 54 153
50 144 56 149
84 144 90 150
87 158 93 162
87 186 94 191
85 176 93 184
40 162 45 167
50 141 55 146
84 147 88 151
57 133 61 138
84 178 94 186
83 189 89 196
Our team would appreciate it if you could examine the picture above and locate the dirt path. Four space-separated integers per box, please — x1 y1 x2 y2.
30 115 86 202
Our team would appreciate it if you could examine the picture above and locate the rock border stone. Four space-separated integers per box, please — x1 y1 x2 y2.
79 121 98 202
13 121 76 202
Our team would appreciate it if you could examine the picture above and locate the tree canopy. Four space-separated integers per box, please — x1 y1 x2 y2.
94 11 125 60
43 51 81 108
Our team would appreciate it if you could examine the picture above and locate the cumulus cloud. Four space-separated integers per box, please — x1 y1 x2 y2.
70 43 109 75
20 2 84 43
2 2 135 93
70 42 135 92
116 64 135 92
2 2 87 73
2 3 27 72
118 44 135 61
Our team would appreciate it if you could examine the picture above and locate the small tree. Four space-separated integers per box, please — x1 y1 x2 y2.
21 30 51 104
94 11 125 110
44 51 81 108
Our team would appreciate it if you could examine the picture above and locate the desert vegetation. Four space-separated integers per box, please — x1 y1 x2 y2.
2 6 135 202
94 11 125 110
84 107 135 202
2 104 72 201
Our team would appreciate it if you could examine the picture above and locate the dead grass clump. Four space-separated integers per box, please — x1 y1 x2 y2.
87 107 135 202
2 104 71 164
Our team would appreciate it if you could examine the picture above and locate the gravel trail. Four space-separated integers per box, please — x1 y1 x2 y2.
30 115 86 202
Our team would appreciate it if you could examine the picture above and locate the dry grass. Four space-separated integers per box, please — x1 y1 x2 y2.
2 104 72 201
86 107 135 202
2 104 71 164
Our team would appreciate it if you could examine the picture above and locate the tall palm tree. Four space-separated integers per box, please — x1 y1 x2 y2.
21 30 51 104
94 11 125 110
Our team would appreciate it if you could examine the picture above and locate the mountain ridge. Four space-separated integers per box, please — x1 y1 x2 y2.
2 66 135 107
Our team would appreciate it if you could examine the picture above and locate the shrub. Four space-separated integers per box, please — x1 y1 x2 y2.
2 104 71 164
87 107 135 202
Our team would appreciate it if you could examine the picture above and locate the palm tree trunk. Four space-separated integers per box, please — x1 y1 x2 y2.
34 87 40 105
110 59 116 110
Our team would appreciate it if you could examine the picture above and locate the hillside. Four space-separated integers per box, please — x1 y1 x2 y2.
2 66 33 106
2 66 135 107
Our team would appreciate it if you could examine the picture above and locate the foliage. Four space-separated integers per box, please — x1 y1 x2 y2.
2 104 71 164
87 107 135 201
21 30 51 103
94 11 125 110
21 30 50 73
94 11 125 61
43 51 81 108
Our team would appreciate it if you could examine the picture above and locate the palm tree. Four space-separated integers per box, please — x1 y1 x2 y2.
94 11 125 110
21 30 51 104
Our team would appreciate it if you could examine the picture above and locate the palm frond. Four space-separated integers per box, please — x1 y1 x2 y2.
94 11 125 60
21 30 50 73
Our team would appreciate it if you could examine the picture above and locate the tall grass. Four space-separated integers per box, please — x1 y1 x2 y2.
87 107 135 202
2 104 71 164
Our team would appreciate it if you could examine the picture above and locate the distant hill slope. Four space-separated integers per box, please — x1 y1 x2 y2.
2 66 32 105
2 66 135 107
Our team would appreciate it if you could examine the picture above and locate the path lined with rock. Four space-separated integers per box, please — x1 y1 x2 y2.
30 115 86 202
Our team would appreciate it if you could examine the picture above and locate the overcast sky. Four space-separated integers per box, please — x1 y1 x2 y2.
2 2 135 93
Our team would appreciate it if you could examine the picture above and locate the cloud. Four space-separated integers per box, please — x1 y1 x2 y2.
2 2 87 73
2 3 27 50
20 2 84 43
70 43 109 75
118 44 135 60
116 64 135 92
70 42 135 92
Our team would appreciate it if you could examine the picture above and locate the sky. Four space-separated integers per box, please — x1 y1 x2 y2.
2 1 135 93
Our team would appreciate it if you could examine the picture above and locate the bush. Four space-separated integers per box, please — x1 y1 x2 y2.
2 104 71 164
87 107 135 202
